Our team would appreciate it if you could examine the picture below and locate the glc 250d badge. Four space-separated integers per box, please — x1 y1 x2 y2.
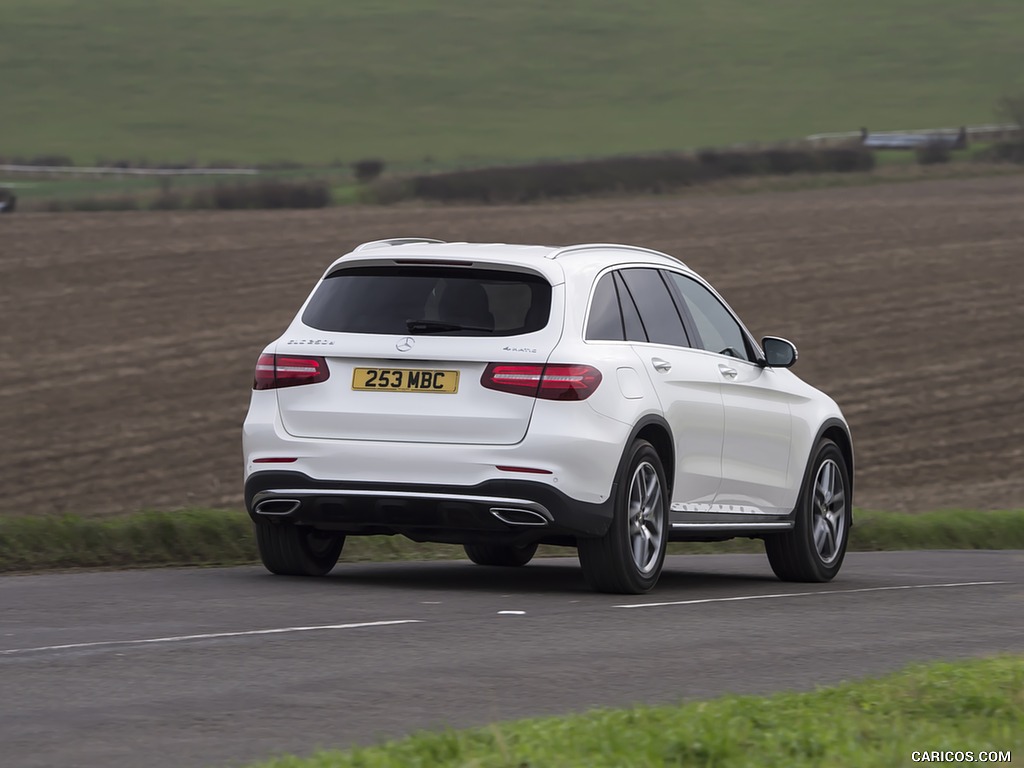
396 336 415 352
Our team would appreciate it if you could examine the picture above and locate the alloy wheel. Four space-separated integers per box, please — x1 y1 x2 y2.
811 458 846 564
628 461 665 574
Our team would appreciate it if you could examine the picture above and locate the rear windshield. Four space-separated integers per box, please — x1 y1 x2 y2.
302 266 552 336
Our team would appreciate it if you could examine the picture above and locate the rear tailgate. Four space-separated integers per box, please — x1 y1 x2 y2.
275 264 564 445
277 337 560 444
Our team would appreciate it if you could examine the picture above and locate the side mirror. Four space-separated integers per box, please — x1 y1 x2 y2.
762 336 798 368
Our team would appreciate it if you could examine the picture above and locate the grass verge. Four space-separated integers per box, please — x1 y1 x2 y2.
1 509 1022 573
244 655 1022 768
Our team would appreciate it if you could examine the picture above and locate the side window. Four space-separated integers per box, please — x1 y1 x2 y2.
666 273 753 362
585 273 624 341
614 272 648 342
619 269 689 347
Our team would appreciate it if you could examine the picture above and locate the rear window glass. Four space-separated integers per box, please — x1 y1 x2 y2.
302 266 552 336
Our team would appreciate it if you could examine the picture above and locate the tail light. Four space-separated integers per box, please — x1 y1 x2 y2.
253 353 330 390
481 363 602 401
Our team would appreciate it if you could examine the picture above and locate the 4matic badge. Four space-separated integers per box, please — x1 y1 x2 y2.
285 339 335 346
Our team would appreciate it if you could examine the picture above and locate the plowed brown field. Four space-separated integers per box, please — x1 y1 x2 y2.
3 176 1023 518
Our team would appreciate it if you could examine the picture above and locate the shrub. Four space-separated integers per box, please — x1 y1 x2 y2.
194 179 332 209
985 93 1024 162
401 147 877 204
916 141 952 165
696 149 765 177
150 191 187 210
352 158 386 183
32 179 333 213
983 93 1024 162
974 142 1024 164
410 154 718 203
763 148 821 175
817 146 876 172
40 195 141 212
360 178 415 205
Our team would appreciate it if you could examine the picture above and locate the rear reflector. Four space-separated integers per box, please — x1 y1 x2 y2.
253 353 330 390
252 457 298 464
481 363 602 401
495 465 553 474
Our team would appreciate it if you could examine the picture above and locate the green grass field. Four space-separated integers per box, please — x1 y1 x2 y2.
246 656 1022 768
2 0 1022 166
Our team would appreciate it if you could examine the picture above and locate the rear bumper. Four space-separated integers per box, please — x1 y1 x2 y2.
243 389 631 506
245 471 615 544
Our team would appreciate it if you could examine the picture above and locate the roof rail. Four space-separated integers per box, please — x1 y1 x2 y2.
353 237 447 252
546 243 683 264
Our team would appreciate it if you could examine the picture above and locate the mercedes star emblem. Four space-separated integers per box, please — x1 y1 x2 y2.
396 336 415 352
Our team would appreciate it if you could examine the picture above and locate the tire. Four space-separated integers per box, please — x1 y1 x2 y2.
765 438 851 582
577 440 668 594
254 521 345 576
463 542 539 567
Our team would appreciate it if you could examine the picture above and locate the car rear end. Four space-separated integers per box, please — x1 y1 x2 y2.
243 244 630 547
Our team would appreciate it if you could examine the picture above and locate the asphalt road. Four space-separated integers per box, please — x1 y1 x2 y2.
2 550 1021 768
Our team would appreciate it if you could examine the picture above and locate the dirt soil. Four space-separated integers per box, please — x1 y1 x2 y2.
2 175 1023 518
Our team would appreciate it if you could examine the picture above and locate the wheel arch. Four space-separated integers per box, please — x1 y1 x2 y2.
622 415 675 498
811 417 855 510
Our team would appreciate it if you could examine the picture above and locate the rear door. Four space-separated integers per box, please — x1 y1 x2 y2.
276 264 562 445
617 268 725 509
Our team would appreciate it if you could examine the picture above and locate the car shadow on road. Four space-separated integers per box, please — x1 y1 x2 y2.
297 554 780 595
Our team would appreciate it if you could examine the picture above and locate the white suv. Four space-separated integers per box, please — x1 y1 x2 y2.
243 238 853 593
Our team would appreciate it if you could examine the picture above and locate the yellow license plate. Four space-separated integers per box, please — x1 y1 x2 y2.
352 367 460 393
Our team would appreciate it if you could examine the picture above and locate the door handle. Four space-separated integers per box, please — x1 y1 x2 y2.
718 364 738 379
652 358 672 373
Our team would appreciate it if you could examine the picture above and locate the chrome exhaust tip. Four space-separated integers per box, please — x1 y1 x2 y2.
254 498 302 516
490 507 549 526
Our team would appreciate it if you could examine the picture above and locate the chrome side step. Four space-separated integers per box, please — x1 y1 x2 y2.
671 521 793 531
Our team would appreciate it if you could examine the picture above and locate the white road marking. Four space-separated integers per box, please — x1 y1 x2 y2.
0 619 422 656
615 581 1010 609
498 610 526 615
